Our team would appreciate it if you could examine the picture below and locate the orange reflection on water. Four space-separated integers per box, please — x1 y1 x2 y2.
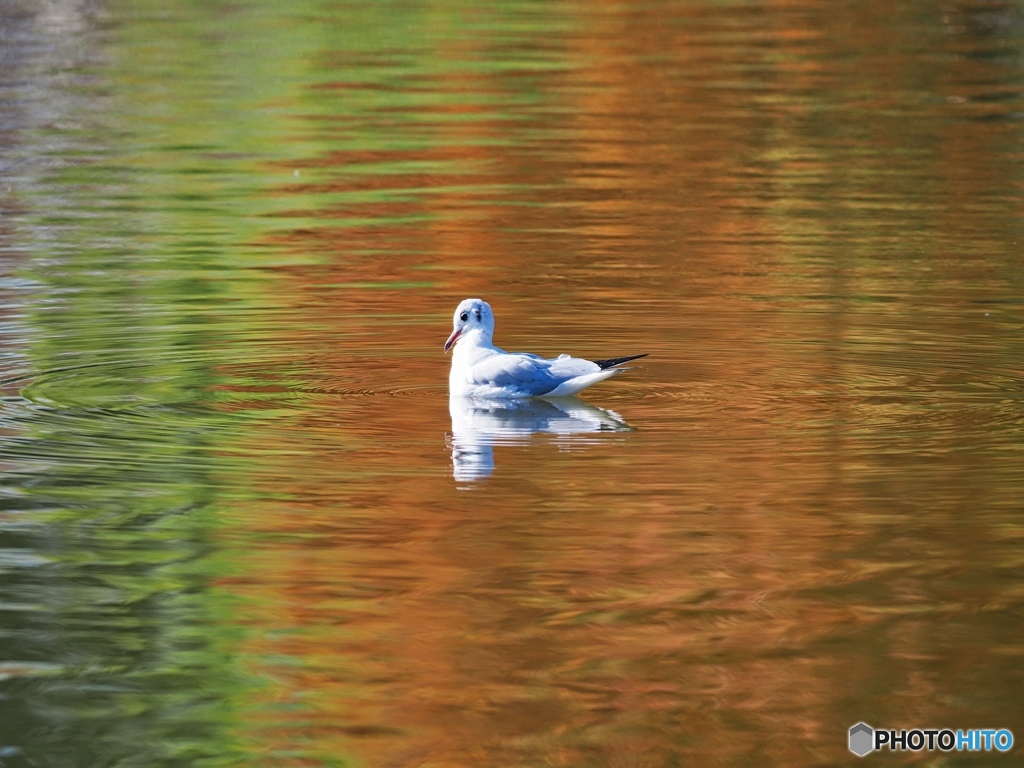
212 0 1024 765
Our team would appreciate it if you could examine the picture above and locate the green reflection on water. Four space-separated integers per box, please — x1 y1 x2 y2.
1 2 326 767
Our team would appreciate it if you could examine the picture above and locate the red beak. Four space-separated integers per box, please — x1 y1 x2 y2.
444 327 462 353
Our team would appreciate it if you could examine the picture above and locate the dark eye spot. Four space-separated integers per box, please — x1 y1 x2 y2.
460 312 469 322
474 309 481 319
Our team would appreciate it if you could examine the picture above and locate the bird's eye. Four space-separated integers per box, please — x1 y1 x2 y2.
460 312 469 322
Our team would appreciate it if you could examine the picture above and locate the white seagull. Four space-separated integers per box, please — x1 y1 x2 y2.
444 298 647 398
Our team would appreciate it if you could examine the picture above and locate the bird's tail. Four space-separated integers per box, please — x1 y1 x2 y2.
593 354 648 370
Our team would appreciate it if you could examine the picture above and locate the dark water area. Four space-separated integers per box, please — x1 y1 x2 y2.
1 1 1023 766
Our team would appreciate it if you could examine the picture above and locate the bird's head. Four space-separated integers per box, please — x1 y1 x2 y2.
444 298 494 352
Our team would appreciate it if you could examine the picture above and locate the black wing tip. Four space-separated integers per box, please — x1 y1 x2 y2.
593 353 649 370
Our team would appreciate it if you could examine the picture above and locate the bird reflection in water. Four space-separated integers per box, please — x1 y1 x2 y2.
447 395 634 482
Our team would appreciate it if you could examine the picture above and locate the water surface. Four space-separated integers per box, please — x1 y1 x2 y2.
1 0 1023 766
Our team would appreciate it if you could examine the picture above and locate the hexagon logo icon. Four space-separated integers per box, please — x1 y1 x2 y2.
849 722 874 757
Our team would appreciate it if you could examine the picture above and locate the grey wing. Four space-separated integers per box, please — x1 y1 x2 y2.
547 353 601 379
470 354 562 396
